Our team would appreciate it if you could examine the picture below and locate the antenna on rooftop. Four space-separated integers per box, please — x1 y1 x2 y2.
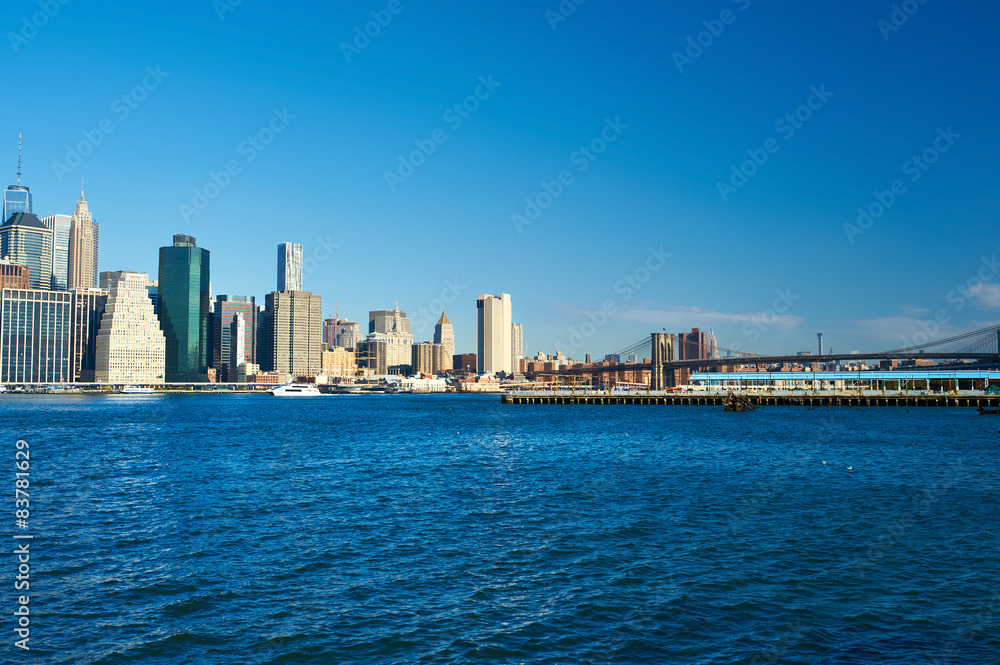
17 134 22 187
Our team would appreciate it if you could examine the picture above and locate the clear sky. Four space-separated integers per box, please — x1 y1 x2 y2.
3 0 999 357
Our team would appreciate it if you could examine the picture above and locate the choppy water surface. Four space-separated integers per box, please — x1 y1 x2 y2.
3 394 998 663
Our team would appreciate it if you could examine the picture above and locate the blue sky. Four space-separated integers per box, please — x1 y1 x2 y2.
3 0 999 357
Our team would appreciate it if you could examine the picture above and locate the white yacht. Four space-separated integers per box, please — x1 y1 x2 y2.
267 383 321 397
121 386 155 394
0 385 7 394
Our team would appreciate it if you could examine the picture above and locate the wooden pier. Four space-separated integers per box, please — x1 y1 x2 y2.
501 393 1000 408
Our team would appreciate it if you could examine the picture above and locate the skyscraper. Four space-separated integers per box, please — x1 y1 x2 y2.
366 304 413 373
3 135 32 223
511 322 523 374
0 287 72 383
95 272 165 384
39 214 71 290
706 325 719 360
411 342 447 375
476 293 512 374
335 320 362 350
67 192 98 290
277 242 303 292
210 295 256 381
70 287 108 382
158 234 210 382
0 213 52 290
434 310 455 360
260 289 322 379
369 305 411 334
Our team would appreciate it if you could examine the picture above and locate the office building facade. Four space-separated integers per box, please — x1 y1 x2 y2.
0 213 52 290
0 259 28 289
476 293 512 374
412 342 447 375
260 289 322 379
158 234 210 382
0 288 72 383
95 272 165 384
335 320 362 350
70 288 109 382
39 213 71 290
3 186 31 223
210 295 256 382
277 242 303 292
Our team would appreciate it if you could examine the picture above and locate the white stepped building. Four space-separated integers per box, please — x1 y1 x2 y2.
95 271 165 383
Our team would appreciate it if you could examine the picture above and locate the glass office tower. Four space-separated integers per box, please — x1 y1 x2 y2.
3 186 31 223
158 234 210 382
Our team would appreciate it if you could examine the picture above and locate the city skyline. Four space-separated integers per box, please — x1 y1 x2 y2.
3 1 998 358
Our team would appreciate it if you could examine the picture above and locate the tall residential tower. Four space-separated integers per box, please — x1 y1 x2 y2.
277 242 303 292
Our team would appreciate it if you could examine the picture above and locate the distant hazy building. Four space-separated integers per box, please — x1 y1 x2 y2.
0 259 28 289
158 234 211 382
335 320 362 349
277 242 303 292
210 295 256 382
0 213 52 290
477 293 512 374
706 325 719 360
70 288 108 382
322 318 338 349
67 192 99 289
369 305 411 335
0 288 72 383
260 289 322 379
676 327 707 385
412 342 447 375
95 272 165 384
39 213 71 290
367 304 413 373
434 310 455 360
511 323 523 374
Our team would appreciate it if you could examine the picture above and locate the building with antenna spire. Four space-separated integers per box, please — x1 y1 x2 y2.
67 188 99 289
4 134 33 222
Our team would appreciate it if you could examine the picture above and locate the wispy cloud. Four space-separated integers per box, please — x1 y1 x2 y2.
557 303 804 331
899 304 930 316
964 283 1000 310
852 315 963 345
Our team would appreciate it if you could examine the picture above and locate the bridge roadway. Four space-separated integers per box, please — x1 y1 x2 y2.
534 352 1000 376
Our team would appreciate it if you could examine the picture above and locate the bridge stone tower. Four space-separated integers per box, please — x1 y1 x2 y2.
651 332 675 390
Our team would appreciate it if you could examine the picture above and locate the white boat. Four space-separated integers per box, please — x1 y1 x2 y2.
120 386 155 394
267 383 321 396
0 385 6 394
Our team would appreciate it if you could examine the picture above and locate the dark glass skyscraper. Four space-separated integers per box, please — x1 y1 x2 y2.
158 234 210 382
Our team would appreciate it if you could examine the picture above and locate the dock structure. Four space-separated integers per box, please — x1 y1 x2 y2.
501 392 1000 408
